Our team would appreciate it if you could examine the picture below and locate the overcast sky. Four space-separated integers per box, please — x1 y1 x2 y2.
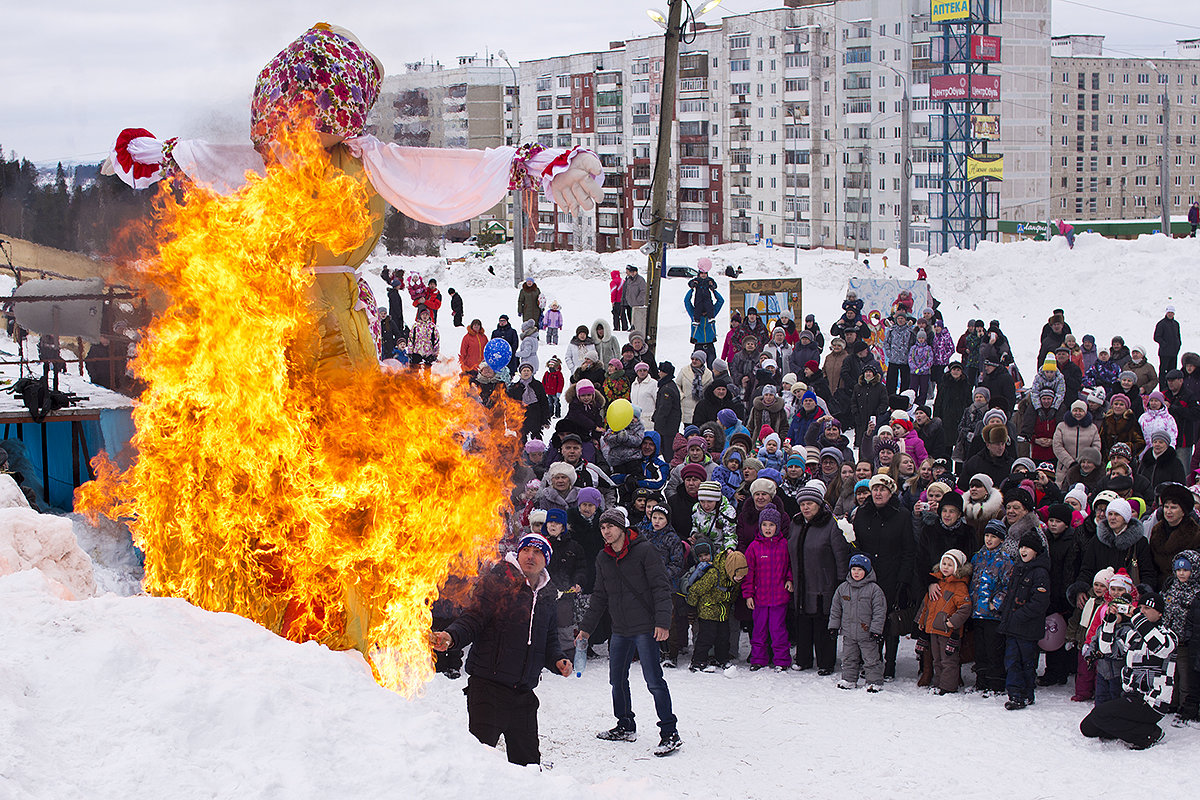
1 0 1197 165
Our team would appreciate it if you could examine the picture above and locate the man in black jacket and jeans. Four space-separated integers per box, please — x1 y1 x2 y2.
434 533 571 766
578 508 682 756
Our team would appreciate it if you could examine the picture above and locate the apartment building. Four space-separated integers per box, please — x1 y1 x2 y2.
1050 35 1200 221
367 56 512 239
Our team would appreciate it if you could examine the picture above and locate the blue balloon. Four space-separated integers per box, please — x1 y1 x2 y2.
484 338 512 370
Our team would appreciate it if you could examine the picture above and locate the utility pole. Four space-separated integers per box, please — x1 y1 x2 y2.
500 51 525 287
644 0 683 349
1161 92 1171 237
900 84 911 267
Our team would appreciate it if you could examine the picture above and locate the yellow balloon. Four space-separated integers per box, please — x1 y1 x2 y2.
606 398 635 432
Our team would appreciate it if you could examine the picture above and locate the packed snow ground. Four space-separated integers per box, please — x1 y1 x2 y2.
5 233 1200 799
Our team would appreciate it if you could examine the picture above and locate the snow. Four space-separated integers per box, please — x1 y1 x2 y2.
6 232 1200 797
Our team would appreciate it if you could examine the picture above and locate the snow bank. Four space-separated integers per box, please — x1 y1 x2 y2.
0 494 95 600
0 571 653 799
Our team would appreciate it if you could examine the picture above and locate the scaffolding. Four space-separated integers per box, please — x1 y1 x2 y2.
929 0 1002 253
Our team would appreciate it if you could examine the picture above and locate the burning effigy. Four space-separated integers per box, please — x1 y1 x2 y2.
76 23 602 694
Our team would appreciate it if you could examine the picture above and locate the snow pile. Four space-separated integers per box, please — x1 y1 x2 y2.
0 479 95 600
0 571 650 799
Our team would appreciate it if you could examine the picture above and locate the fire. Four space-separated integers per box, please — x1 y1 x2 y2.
76 123 520 694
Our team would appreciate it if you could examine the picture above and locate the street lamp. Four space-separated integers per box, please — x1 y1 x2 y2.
1147 61 1171 237
498 50 525 287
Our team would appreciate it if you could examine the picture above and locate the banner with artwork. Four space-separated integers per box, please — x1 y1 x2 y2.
728 278 803 331
844 277 935 367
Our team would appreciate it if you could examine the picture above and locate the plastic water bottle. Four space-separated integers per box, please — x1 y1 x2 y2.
574 640 588 677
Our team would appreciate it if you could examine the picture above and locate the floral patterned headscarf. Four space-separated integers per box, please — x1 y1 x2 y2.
250 23 383 153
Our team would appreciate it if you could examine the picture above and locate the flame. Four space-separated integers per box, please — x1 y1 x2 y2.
76 122 520 694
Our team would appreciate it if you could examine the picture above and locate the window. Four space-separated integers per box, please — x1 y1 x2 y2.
537 76 552 91
730 59 750 71
729 34 750 49
846 47 871 64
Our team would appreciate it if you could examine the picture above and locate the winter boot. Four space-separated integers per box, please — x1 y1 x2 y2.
654 731 683 757
916 650 933 688
597 726 637 742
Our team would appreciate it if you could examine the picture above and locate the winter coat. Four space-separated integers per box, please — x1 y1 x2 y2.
563 335 595 375
411 315 440 358
743 532 793 607
653 375 682 442
1084 359 1122 395
735 496 789 553
935 373 973 441
676 365 714 425
788 405 823 448
1001 512 1048 561
1095 612 1178 711
668 484 700 540
958 449 1015 495
731 319 770 355
829 569 887 641
898 429 929 465
917 565 973 637
979 366 1017 414
749 394 788 444
788 341 822 376
1051 414 1101 485
542 308 562 331
644 523 686 590
764 340 795 373
691 496 738 552
789 506 851 616
629 375 658 423
1139 405 1179 450
1046 526 1079 616
824 349 849 395
1154 316 1182 359
998 551 1052 641
517 284 542 323
916 418 949 461
609 271 624 305
546 532 588 593
1163 555 1200 636
1030 371 1066 411
850 376 889 436
969 546 1013 621
916 518 978 586
1139 445 1187 496
507 378 550 435
685 287 724 345
590 319 621 366
516 328 540 373
1165 380 1200 448
621 274 648 308
1149 516 1200 587
636 431 670 492
685 552 736 622
445 555 565 691
907 342 934 375
928 327 952 365
602 417 647 469
882 323 914 366
852 497 916 609
711 464 742 501
1129 358 1158 395
1075 516 1158 594
691 380 736 427
580 531 672 637
1100 409 1145 458
458 329 488 373
602 372 630 402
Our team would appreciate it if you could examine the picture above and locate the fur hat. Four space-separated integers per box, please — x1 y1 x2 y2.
680 463 708 482
750 477 777 497
518 532 553 561
1078 447 1102 466
939 490 964 513
697 480 723 502
529 508 548 525
796 481 827 507
981 422 1008 445
546 462 577 485
1158 481 1196 513
598 507 629 529
1018 532 1045 554
1003 487 1034 511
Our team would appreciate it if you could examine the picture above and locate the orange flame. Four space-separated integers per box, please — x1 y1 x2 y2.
76 123 520 694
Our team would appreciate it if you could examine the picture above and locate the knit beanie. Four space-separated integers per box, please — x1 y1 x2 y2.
1150 429 1173 446
525 439 547 453
598 507 628 529
697 480 723 502
545 508 568 527
576 379 595 395
868 473 896 493
517 532 553 562
758 467 783 485
854 479 871 493
795 481 827 506
687 435 707 450
1047 503 1073 526
942 549 967 570
1041 354 1057 372
849 553 872 573
680 463 708 482
1018 532 1045 554
969 473 995 493
1106 497 1133 522
743 456 764 473
758 506 783 530
1108 570 1134 593
819 446 845 464
984 519 1006 539
1064 485 1089 509
717 408 738 427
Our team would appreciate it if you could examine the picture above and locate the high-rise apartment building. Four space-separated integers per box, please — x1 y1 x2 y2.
1050 35 1200 222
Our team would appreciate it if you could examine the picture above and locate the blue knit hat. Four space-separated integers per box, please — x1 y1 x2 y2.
854 479 871 492
758 467 783 485
849 553 872 573
517 532 553 562
717 408 739 426
545 508 568 528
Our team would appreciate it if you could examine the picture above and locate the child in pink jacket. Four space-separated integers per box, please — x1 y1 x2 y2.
743 505 793 670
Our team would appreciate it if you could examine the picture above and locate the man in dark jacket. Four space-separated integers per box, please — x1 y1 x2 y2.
448 287 464 327
653 361 682 441
913 406 948 460
578 508 682 756
1164 370 1199 464
933 362 972 452
850 364 888 442
852 473 916 679
434 533 571 766
492 315 520 374
979 353 1016 415
1154 306 1181 382
1055 346 1085 406
958 422 1015 491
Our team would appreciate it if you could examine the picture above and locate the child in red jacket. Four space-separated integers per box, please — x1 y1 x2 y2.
743 506 792 671
543 356 565 419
